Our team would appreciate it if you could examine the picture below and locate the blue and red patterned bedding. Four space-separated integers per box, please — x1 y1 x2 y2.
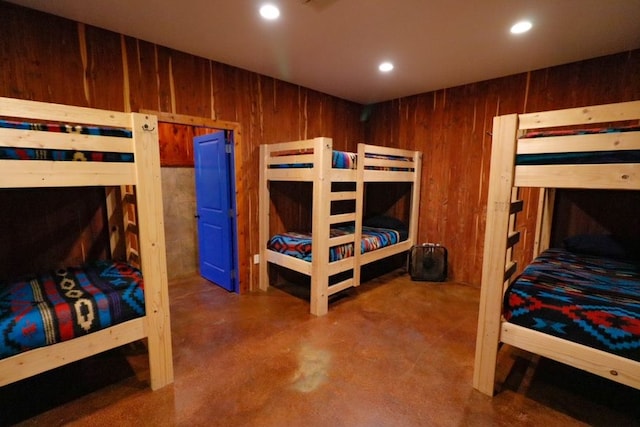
516 125 640 166
0 119 134 162
504 248 640 361
269 149 414 171
269 150 357 169
0 260 145 359
267 225 402 262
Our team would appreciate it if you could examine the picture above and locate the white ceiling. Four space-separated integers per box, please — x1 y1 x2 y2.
8 0 640 104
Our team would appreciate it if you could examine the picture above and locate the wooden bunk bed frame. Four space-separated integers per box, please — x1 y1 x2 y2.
259 137 422 316
474 100 640 396
0 97 173 390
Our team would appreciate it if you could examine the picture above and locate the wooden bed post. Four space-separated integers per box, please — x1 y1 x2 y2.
310 138 332 316
353 143 366 288
533 188 555 257
259 144 270 292
131 113 174 390
409 151 423 244
473 114 519 396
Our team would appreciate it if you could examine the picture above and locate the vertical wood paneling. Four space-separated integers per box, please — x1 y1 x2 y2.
0 188 109 280
170 50 211 118
158 122 195 166
155 46 175 113
124 37 161 113
84 25 125 111
367 54 640 285
1 2 638 290
0 4 84 104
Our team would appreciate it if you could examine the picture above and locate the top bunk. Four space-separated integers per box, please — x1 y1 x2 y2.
494 100 640 190
0 96 157 189
261 137 421 183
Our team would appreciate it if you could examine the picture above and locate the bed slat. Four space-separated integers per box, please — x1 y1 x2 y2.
517 131 640 154
0 127 134 153
0 160 136 187
0 318 146 388
515 164 639 189
363 170 416 182
328 278 354 296
0 96 131 128
501 322 640 391
364 158 414 169
518 100 640 130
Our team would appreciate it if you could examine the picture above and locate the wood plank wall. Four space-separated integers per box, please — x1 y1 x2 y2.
366 51 640 284
1 3 638 289
0 3 363 291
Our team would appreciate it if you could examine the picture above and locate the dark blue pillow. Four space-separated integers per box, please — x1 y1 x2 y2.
363 215 408 241
564 234 640 260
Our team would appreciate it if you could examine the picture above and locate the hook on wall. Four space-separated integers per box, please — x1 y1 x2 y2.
142 123 156 132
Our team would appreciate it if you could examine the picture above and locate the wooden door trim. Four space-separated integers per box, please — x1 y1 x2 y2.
141 109 247 293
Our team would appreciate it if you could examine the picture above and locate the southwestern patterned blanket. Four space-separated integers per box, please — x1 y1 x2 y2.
504 249 640 361
267 225 402 262
0 119 134 162
0 260 144 359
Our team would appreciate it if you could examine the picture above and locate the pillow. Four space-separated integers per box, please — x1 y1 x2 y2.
363 215 409 241
563 234 640 260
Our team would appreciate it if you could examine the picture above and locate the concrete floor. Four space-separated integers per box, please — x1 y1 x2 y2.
1 269 639 426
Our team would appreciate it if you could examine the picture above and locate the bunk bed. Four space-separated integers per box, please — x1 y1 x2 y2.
0 96 173 390
259 137 422 316
473 100 640 396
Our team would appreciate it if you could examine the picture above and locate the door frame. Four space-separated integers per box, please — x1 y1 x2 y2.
142 110 247 293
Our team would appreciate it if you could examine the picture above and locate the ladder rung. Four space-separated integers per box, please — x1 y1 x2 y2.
504 261 517 282
510 200 523 214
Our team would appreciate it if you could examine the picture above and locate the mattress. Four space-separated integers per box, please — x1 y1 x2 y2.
267 225 403 262
0 119 134 162
516 125 640 165
0 260 145 359
504 248 640 361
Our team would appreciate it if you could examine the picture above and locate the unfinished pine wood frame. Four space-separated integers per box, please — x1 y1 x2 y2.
259 137 422 316
473 100 640 396
0 96 173 390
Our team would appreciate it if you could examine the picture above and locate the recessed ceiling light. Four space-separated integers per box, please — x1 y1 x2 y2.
510 20 532 34
379 62 394 72
260 4 280 20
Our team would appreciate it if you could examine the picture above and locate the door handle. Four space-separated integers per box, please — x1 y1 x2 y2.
195 214 200 219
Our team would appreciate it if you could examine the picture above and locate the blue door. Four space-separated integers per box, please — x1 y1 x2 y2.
194 130 237 292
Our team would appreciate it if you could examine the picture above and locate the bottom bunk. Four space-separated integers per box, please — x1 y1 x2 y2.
490 244 640 392
267 223 408 263
264 218 413 310
504 247 640 362
0 260 148 387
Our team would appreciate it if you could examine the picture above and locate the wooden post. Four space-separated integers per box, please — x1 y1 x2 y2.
473 114 518 396
259 144 270 291
310 138 332 316
131 113 174 390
